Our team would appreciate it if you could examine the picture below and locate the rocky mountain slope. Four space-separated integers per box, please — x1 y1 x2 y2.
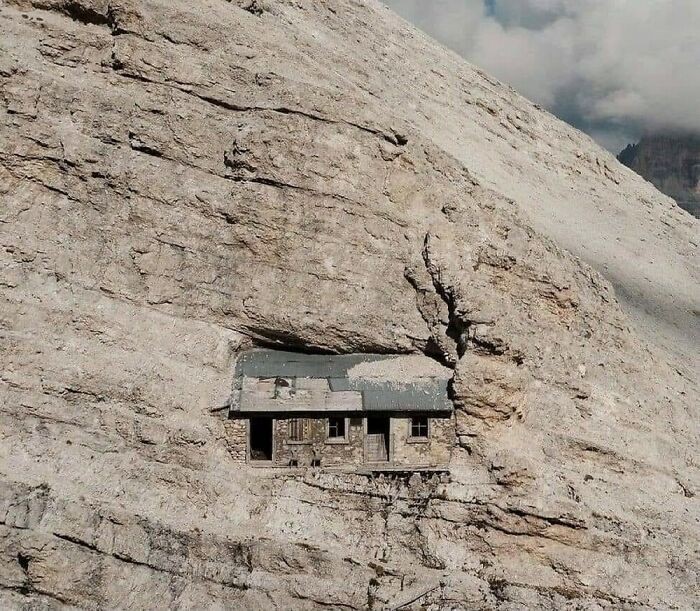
1 0 698 608
619 134 700 218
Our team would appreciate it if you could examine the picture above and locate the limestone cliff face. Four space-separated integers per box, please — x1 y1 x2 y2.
1 0 698 609
619 134 700 218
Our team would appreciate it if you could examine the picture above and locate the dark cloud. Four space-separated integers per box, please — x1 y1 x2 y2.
384 0 700 152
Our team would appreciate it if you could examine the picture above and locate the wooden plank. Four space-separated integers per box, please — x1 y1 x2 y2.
240 388 363 412
366 433 388 462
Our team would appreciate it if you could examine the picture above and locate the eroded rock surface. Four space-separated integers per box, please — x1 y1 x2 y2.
1 0 698 608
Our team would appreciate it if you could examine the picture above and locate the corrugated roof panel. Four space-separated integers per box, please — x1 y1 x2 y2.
362 384 452 412
233 350 454 413
235 350 396 379
328 377 351 392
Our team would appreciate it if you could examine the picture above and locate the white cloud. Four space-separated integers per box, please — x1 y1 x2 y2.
386 0 485 51
383 0 700 150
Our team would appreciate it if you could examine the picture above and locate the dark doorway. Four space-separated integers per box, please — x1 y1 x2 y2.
366 416 390 462
249 417 273 461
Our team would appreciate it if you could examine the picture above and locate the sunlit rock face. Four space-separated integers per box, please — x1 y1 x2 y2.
1 0 698 609
619 133 700 218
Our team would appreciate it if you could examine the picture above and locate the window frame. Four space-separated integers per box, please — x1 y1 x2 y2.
286 417 309 445
326 416 349 444
407 415 430 443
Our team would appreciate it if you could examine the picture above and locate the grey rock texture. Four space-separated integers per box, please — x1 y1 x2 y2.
0 0 698 609
619 133 700 218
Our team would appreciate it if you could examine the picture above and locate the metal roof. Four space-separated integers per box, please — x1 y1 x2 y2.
329 377 451 411
233 350 453 414
362 383 451 412
234 350 397 379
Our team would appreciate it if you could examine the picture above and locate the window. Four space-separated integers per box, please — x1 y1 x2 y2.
327 417 347 441
288 418 305 442
410 416 429 439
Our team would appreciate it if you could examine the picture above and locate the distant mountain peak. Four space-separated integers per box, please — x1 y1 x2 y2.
618 133 700 217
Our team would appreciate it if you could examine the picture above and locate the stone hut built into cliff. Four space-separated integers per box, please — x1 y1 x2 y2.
228 350 454 470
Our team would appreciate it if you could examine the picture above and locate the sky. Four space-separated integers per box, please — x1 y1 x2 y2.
383 0 700 153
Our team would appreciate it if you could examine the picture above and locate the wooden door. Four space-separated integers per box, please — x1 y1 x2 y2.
366 433 388 462
366 416 390 463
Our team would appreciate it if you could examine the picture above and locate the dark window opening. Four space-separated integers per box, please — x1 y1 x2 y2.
328 417 346 440
249 417 273 461
311 458 321 467
289 458 298 467
288 418 305 442
410 416 429 439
